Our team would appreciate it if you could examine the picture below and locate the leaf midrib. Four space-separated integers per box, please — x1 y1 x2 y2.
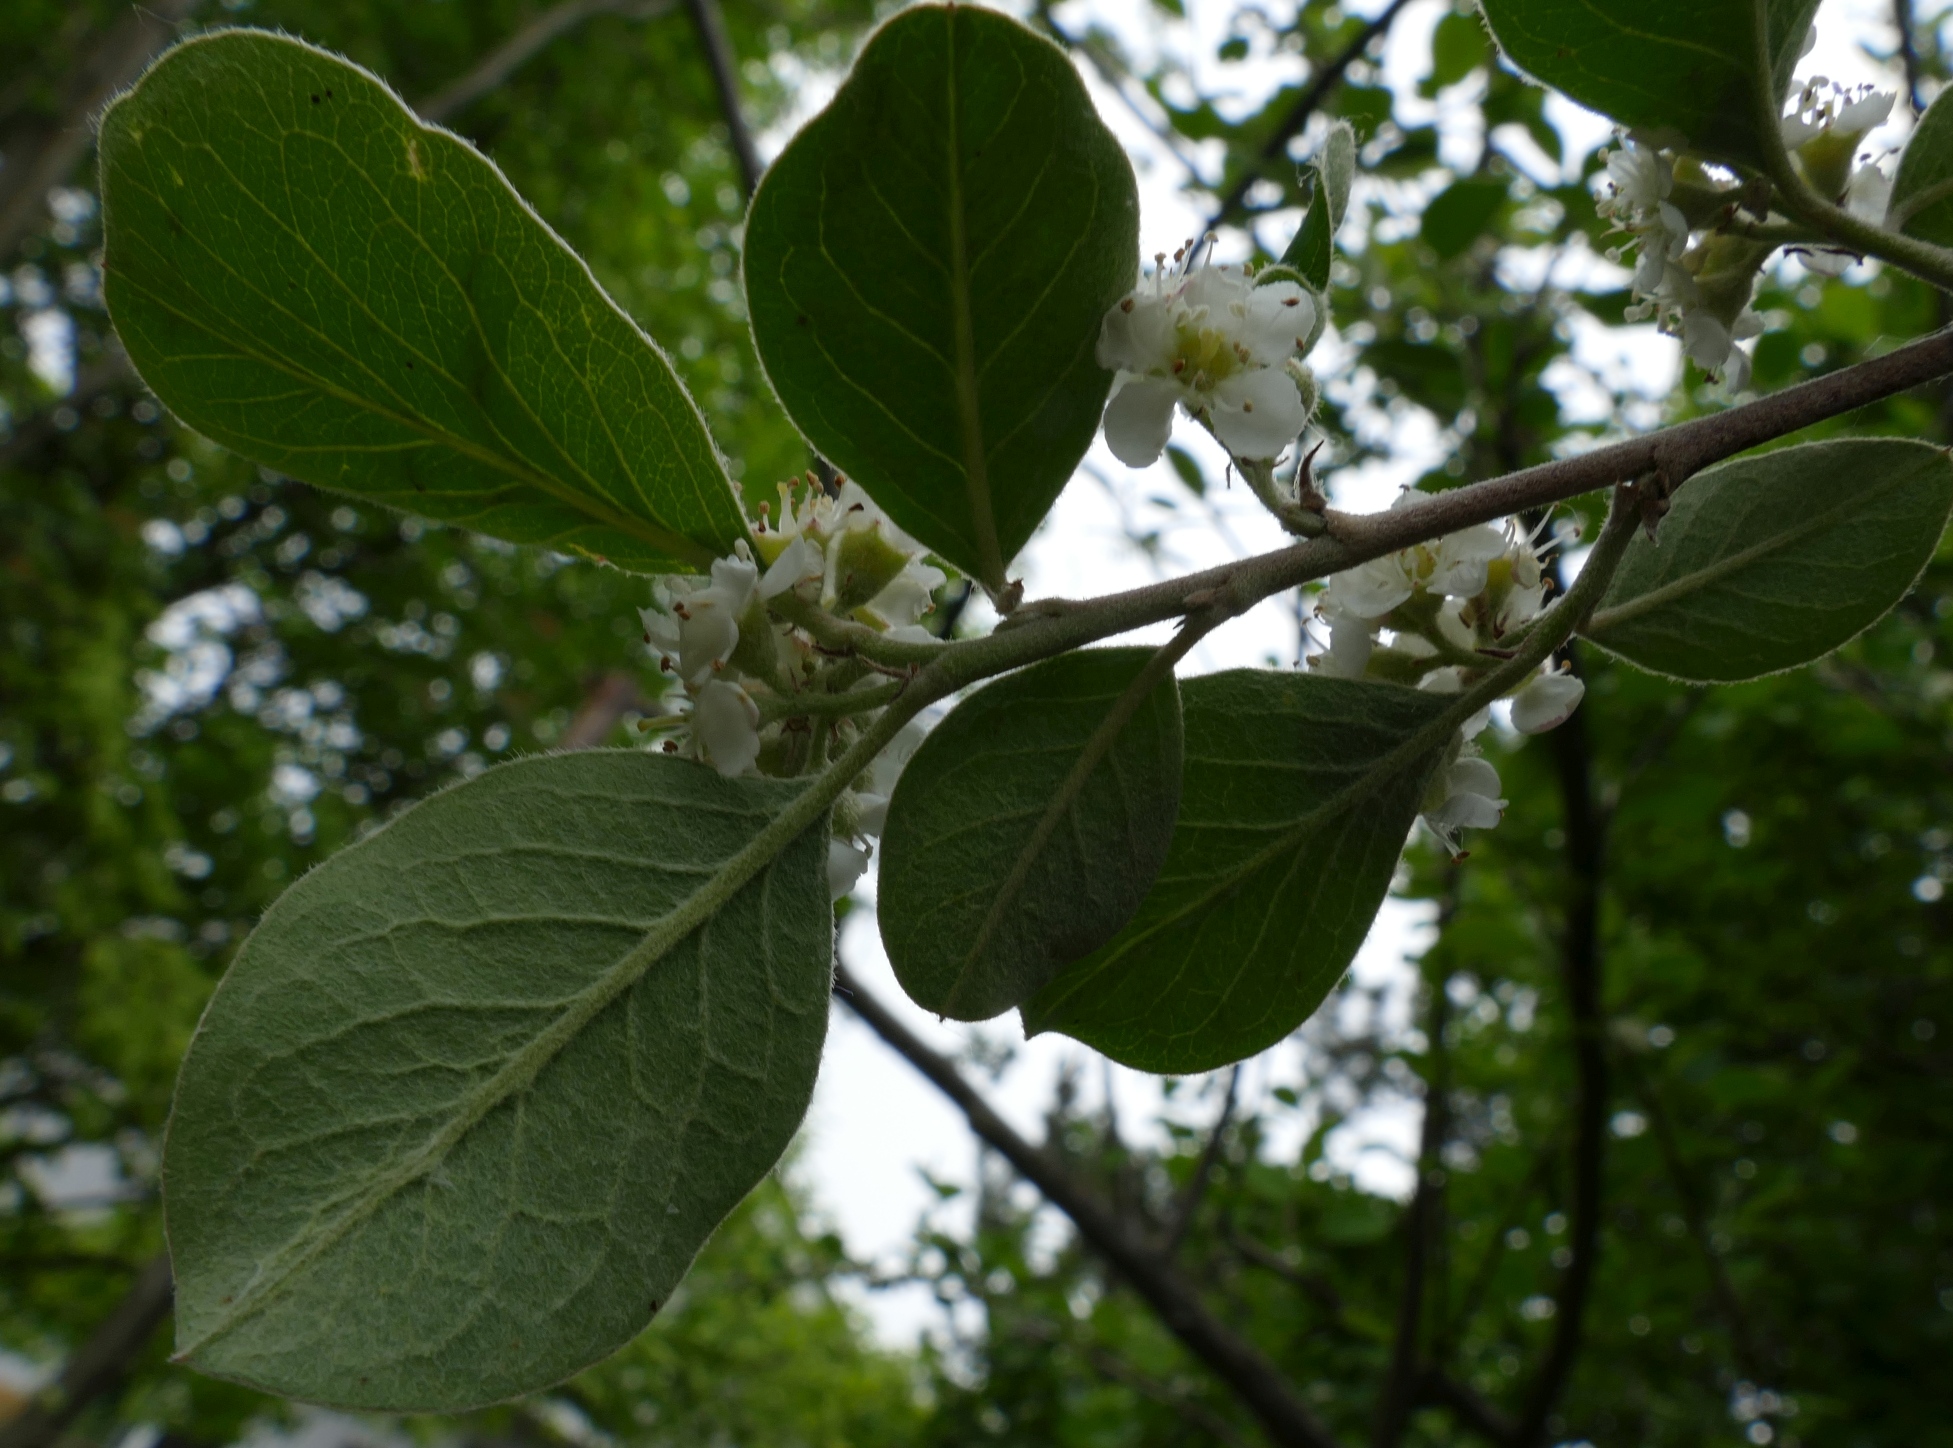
941 10 1005 588
177 779 830 1360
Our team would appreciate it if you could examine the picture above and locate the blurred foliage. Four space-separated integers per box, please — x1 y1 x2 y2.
4 0 1951 1445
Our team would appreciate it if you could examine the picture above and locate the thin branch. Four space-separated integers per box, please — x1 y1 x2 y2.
1894 0 1927 119
414 0 679 125
1163 1065 1240 1257
833 964 1345 1448
0 0 202 260
556 670 649 750
802 325 1953 674
1209 0 1414 231
1372 976 1452 1448
683 0 764 198
0 1254 173 1448
1514 647 1607 1447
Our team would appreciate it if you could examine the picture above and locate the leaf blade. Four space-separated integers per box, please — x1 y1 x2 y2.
164 750 830 1410
1021 671 1450 1074
99 30 745 574
879 648 1182 1021
1475 0 1822 166
743 4 1139 585
1582 438 1953 682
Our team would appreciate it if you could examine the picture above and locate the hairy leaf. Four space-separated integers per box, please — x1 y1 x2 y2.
1282 119 1355 291
1476 0 1822 167
1021 672 1449 1074
100 31 744 575
1582 439 1953 683
743 4 1139 587
1890 88 1953 246
879 648 1182 1021
164 750 831 1410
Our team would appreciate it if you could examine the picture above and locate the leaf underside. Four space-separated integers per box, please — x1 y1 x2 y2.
1476 0 1822 166
164 751 831 1411
879 648 1183 1021
1022 671 1451 1075
743 3 1140 585
1890 88 1953 246
100 30 744 575
1583 438 1953 683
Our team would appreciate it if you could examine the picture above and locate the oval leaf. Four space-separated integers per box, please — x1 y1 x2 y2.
1476 0 1821 166
100 31 745 575
879 648 1183 1021
164 751 831 1410
1582 438 1953 683
1889 87 1953 245
1021 671 1450 1074
743 4 1140 588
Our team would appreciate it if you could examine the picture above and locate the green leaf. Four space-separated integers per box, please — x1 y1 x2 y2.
164 750 831 1411
743 5 1139 588
1889 88 1953 245
1429 9 1490 91
1582 438 1953 683
1420 178 1507 261
1281 119 1355 291
1475 0 1822 167
1166 443 1206 496
99 31 744 576
879 648 1182 1021
1021 671 1450 1074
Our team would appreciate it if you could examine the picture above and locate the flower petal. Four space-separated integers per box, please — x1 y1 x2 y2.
1510 670 1586 734
1097 291 1176 373
1237 281 1317 366
1103 378 1182 467
693 678 762 776
1210 367 1308 459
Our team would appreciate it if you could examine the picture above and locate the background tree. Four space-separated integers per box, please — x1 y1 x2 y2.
2 2 1949 1447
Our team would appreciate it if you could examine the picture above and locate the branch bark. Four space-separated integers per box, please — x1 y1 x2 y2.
414 0 679 125
1163 1064 1240 1257
975 325 1953 662
682 0 764 198
0 0 201 261
833 964 1344 1448
1514 648 1607 1446
1371 976 1452 1448
0 1254 173 1448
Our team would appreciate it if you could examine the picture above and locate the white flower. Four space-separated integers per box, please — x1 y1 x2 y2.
1097 259 1317 466
1845 161 1892 222
1510 669 1586 734
862 557 948 629
646 554 758 687
1421 750 1506 856
693 677 762 776
759 534 823 599
827 839 871 900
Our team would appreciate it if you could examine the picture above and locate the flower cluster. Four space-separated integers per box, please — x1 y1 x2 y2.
1309 507 1585 853
1599 141 1765 388
1096 249 1320 468
638 478 944 861
1780 78 1898 275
